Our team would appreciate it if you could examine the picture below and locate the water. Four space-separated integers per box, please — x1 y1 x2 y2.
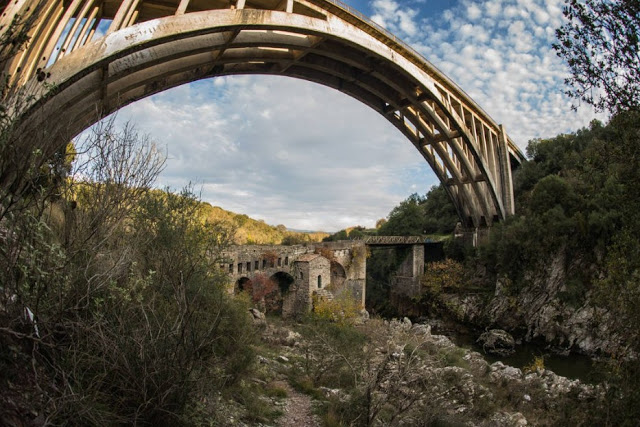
436 327 605 384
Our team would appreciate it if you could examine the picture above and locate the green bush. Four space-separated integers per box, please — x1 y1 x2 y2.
0 120 257 425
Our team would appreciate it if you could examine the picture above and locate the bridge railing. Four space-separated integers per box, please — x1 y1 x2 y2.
353 236 429 245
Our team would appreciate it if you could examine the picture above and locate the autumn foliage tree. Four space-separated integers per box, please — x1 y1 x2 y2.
247 273 278 303
421 259 465 293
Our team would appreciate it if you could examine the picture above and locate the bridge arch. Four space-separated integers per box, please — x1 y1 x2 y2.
330 260 346 288
235 276 252 293
270 271 294 294
2 0 525 226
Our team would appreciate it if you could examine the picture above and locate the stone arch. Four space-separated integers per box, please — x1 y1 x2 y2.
4 0 525 227
235 276 252 294
330 261 346 289
270 271 295 295
268 271 294 315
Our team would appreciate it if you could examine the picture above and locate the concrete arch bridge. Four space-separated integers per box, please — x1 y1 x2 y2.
221 237 425 317
2 0 525 228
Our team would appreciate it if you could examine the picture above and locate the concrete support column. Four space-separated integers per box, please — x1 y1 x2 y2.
175 0 191 15
70 5 99 51
108 0 137 34
0 0 31 34
390 245 425 298
58 0 95 59
411 244 425 281
498 124 515 216
40 0 85 68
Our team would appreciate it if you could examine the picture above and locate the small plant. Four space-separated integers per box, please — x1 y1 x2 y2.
264 383 288 398
524 355 545 373
314 247 337 262
438 347 469 369
249 273 278 303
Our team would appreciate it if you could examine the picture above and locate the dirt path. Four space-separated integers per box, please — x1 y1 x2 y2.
277 383 320 427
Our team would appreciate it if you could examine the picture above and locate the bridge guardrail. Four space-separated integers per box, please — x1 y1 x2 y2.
352 236 430 245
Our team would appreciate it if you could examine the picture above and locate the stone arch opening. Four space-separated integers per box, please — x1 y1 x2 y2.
270 271 294 295
236 276 252 294
330 261 346 288
267 271 295 315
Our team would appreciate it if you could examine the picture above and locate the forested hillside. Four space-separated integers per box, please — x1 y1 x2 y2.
199 203 329 245
477 112 640 343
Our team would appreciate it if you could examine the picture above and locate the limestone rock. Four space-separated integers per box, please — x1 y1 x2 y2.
249 308 267 328
489 411 528 426
489 361 523 381
463 351 490 375
283 330 301 347
478 329 516 357
402 317 412 328
412 323 432 336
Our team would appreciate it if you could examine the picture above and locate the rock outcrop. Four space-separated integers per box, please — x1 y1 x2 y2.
433 251 622 357
477 329 516 356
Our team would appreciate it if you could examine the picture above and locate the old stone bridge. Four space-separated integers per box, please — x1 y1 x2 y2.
2 0 525 229
221 236 426 316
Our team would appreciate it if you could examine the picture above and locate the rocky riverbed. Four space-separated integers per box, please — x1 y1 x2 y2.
236 312 605 426
415 252 626 359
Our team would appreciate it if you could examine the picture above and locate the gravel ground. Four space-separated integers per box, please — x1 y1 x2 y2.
277 383 320 427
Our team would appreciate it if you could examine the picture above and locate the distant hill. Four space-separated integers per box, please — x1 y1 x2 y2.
198 202 329 245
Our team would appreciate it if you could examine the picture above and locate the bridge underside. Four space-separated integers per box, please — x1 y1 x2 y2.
2 0 525 227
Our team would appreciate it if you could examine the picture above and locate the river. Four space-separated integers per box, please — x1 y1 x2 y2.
429 323 606 384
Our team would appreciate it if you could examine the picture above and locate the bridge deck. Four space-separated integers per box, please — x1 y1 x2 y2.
355 236 428 246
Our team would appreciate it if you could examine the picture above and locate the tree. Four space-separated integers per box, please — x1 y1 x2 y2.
422 185 458 234
378 193 426 236
553 0 640 113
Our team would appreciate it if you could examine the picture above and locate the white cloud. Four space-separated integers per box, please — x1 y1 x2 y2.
369 0 602 147
466 3 482 21
89 0 605 232
371 0 419 36
108 76 436 231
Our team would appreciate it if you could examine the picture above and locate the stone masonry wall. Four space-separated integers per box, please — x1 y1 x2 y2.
221 241 367 309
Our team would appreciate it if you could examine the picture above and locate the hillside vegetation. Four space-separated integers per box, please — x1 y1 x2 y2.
477 112 640 337
199 203 328 245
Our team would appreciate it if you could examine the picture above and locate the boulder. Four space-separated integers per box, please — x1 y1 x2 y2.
282 330 301 347
478 329 516 357
276 355 289 363
412 323 432 336
248 308 267 328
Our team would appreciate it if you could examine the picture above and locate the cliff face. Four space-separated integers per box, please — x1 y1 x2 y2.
433 252 622 357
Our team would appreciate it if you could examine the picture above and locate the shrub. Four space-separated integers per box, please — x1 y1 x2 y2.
421 259 466 293
313 291 361 325
524 356 545 374
0 119 255 424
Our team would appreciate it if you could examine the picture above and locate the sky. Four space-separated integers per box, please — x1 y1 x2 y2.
105 0 601 232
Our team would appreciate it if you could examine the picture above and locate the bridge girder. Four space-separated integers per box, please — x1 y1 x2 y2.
1 0 525 227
